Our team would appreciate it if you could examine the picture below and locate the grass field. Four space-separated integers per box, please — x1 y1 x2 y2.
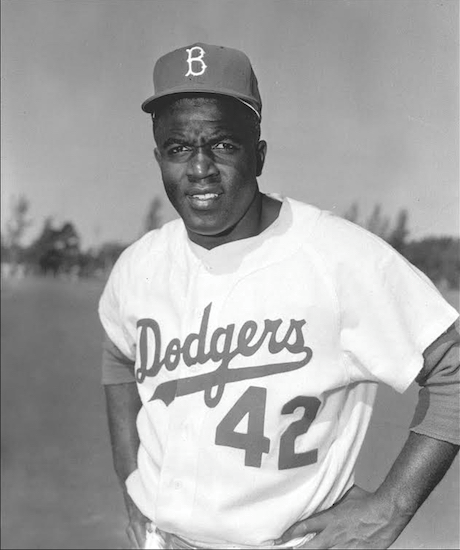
1 277 459 549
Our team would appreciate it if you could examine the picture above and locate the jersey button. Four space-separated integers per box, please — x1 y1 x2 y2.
181 419 191 440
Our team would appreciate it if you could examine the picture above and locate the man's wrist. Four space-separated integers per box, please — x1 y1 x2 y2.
373 484 416 527
122 484 141 519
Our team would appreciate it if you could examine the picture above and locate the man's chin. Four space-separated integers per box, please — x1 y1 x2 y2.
185 221 239 249
186 224 230 239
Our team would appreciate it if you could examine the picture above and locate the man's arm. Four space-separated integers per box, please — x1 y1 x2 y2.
276 435 458 549
277 324 460 549
105 382 151 549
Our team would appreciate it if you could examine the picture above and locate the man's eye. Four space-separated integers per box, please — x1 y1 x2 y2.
168 145 190 155
213 142 236 151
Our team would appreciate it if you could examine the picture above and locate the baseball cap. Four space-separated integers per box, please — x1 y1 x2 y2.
141 43 262 119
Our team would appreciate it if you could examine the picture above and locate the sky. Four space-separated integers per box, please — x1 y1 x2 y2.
1 0 458 250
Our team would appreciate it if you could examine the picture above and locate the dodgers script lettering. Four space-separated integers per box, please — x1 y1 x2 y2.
136 303 313 407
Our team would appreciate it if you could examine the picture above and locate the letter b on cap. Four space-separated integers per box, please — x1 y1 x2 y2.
185 46 207 77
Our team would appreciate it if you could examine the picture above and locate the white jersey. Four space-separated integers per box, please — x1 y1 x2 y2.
99 196 458 547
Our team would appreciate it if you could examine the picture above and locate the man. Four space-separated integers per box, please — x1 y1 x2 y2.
99 43 459 549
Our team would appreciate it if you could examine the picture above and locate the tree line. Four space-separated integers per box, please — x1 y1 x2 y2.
1 195 458 288
0 195 163 280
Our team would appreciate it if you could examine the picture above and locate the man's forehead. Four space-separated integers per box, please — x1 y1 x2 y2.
156 117 245 145
153 93 260 144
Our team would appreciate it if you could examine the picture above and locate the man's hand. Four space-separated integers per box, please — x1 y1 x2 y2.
275 485 410 549
124 489 153 549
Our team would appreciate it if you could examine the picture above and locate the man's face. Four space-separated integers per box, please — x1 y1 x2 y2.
153 96 266 248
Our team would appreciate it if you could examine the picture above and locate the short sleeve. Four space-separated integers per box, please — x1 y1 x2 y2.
98 255 135 361
101 332 136 385
338 238 459 393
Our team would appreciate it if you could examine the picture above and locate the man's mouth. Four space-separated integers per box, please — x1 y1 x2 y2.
188 192 221 210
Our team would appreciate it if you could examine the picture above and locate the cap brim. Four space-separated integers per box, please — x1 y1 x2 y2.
142 88 261 119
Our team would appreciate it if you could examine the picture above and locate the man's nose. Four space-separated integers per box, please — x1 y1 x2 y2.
186 149 219 180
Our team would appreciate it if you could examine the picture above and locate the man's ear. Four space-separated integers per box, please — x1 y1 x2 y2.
256 140 267 177
154 148 161 165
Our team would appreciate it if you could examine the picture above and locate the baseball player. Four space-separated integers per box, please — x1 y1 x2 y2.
99 43 459 549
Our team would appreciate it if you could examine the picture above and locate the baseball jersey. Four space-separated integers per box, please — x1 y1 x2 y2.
98 195 458 547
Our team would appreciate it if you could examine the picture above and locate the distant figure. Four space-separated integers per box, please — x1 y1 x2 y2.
39 250 61 278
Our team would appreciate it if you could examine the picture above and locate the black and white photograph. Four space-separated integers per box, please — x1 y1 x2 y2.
1 1 459 549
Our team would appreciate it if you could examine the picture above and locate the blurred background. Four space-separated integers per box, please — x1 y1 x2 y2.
1 1 458 548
